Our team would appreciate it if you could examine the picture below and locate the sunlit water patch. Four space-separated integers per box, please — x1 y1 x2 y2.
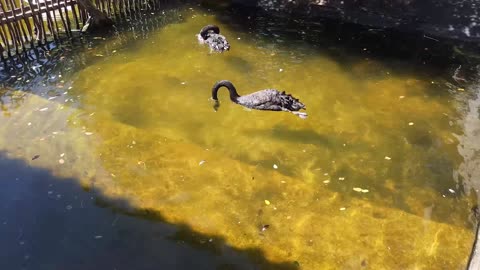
0 5 478 270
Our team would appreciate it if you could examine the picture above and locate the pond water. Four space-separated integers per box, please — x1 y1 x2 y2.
1 3 479 270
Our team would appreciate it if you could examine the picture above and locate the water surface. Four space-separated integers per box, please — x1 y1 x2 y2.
0 4 479 270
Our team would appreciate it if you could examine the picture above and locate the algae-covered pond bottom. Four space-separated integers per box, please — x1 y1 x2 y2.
1 3 479 270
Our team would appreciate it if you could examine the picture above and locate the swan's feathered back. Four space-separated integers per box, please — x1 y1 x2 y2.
205 34 230 52
237 90 306 111
198 25 230 53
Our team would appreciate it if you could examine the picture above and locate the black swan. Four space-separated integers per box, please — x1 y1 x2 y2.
197 25 230 53
211 80 307 118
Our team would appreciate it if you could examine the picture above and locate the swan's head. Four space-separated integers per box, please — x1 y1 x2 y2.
213 100 220 111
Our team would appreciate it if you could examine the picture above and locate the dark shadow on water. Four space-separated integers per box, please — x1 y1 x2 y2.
0 152 298 270
245 124 336 147
204 2 480 84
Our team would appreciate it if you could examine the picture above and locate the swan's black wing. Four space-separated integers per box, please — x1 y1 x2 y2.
237 89 306 111
236 90 284 111
205 34 230 52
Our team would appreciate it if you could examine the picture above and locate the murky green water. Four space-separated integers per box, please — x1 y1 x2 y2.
1 4 479 269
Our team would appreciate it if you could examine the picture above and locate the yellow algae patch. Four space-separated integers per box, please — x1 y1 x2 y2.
0 9 476 270
81 114 472 269
0 92 99 187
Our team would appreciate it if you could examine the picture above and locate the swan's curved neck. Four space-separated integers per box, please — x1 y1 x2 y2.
212 80 240 102
200 25 220 40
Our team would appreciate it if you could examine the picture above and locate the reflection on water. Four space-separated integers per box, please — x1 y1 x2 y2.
0 4 479 270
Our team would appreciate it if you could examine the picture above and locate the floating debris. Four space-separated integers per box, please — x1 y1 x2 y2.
85 132 93 136
199 160 206 166
39 107 48 112
339 207 346 211
457 88 465 91
58 159 65 164
273 164 278 169
261 224 270 232
448 189 455 194
353 187 370 193
338 177 345 181
32 155 40 160
384 156 392 160
399 96 405 99
408 122 414 126
60 153 65 157
264 200 271 205
323 180 330 184
279 68 284 72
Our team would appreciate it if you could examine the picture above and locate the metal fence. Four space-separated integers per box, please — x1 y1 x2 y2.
0 0 164 58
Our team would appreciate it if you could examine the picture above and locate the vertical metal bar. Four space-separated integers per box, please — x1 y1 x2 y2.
7 0 30 47
42 0 60 40
5 0 27 50
27 0 46 44
0 0 20 54
0 23 11 57
20 0 35 45
62 0 72 34
70 0 80 29
48 0 61 36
